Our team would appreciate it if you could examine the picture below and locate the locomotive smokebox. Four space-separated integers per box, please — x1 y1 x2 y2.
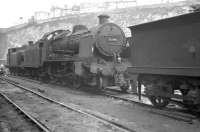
92 14 126 58
98 14 110 25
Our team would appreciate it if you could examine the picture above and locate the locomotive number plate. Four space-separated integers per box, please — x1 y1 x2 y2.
108 37 118 42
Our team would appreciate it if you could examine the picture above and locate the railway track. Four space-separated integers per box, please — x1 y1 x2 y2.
0 76 137 132
0 92 50 132
102 88 197 123
3 75 198 124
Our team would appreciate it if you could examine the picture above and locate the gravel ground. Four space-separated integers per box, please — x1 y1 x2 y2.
0 81 125 132
3 76 200 132
0 84 42 132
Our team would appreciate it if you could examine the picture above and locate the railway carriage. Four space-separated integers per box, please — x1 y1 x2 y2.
128 11 200 110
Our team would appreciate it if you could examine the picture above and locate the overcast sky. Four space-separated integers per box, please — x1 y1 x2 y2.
0 0 186 28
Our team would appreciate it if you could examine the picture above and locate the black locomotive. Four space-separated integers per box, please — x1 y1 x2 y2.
7 15 131 91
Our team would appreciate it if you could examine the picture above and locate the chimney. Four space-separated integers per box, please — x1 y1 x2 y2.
98 14 110 25
28 41 34 46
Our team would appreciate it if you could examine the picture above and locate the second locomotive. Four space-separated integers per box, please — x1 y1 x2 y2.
7 14 131 91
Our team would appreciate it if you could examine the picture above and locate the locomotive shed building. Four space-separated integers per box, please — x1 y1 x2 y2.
128 11 200 77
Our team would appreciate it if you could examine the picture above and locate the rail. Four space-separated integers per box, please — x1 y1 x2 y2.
0 92 51 132
103 88 196 123
2 75 197 124
0 76 136 132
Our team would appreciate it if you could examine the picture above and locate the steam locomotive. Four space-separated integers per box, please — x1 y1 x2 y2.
7 15 131 91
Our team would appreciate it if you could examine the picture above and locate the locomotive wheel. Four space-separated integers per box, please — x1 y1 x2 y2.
120 85 128 93
40 73 50 83
148 96 170 108
67 74 81 89
73 75 81 89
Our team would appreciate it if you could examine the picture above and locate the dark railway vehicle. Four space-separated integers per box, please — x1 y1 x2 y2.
7 15 130 91
128 12 200 110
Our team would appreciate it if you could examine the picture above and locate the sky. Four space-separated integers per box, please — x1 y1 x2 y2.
0 0 186 28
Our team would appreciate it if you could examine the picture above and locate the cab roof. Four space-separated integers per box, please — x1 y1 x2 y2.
129 11 200 31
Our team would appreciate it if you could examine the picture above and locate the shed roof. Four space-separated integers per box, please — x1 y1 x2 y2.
129 11 200 31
